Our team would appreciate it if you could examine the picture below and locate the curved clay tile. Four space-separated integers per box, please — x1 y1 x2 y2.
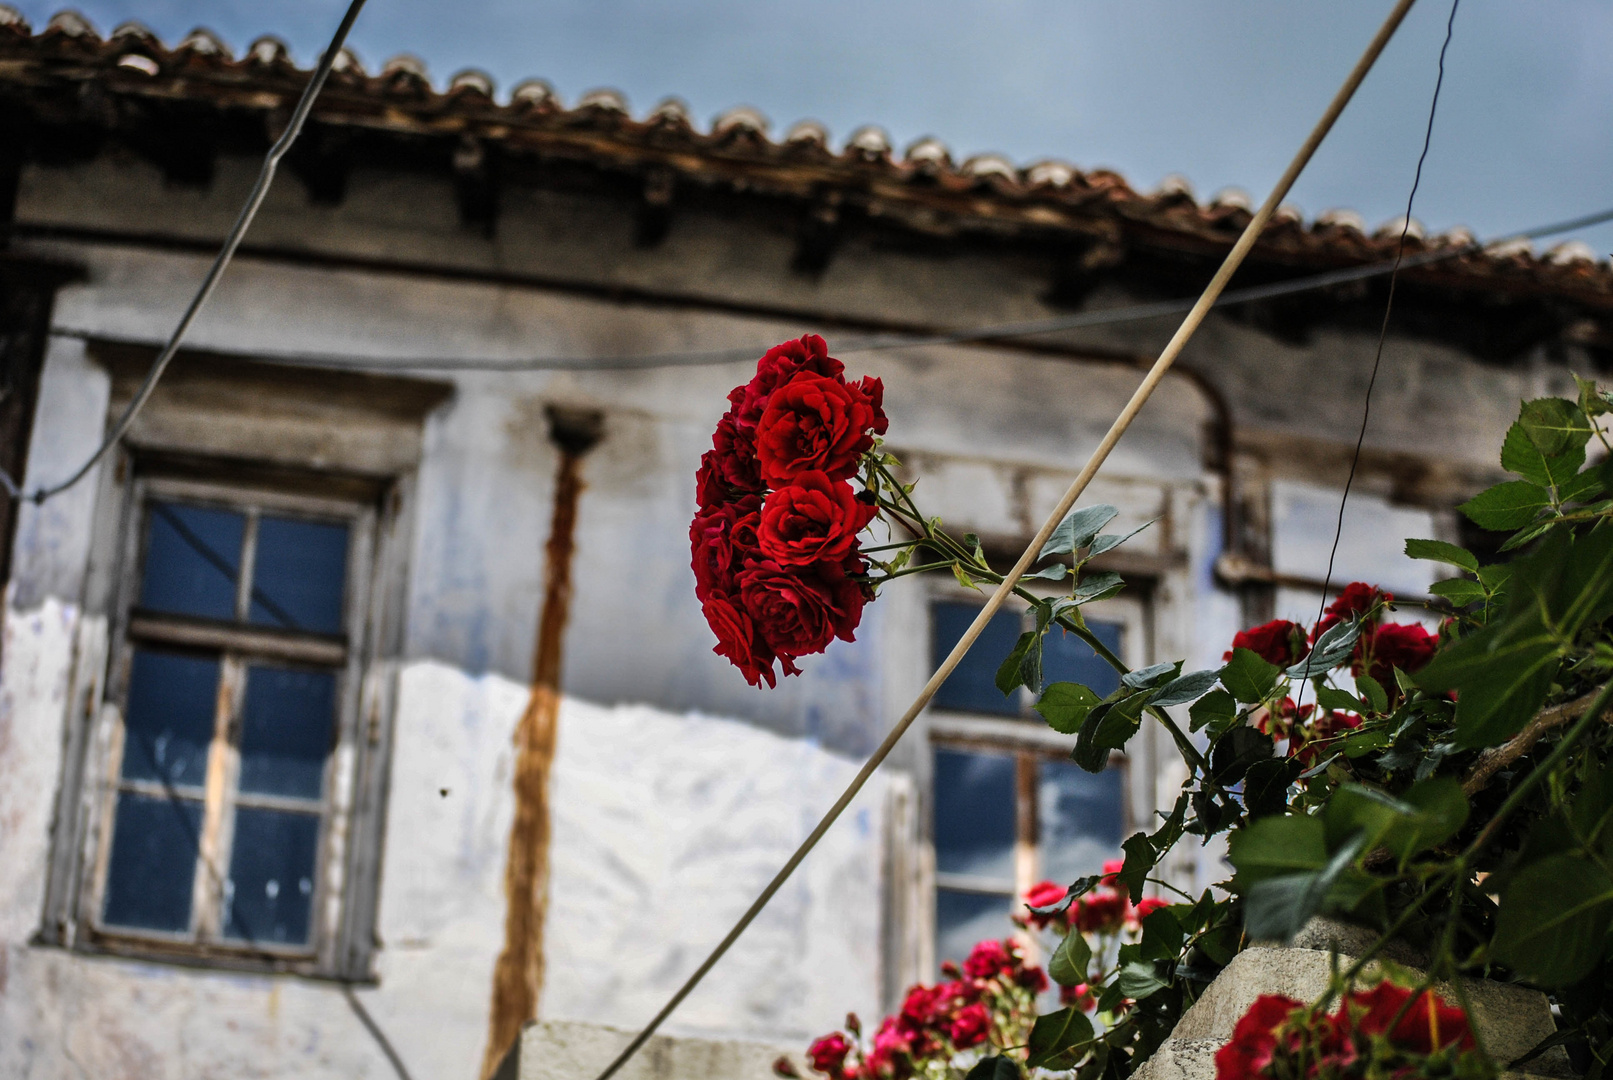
1547 240 1598 265
44 10 98 38
1435 225 1477 250
1314 208 1366 235
712 105 771 140
783 119 830 149
379 54 432 97
1373 215 1425 241
1025 160 1078 190
645 97 693 131
1151 174 1196 204
1210 187 1252 212
576 88 629 113
1272 203 1304 225
844 125 891 161
330 45 367 78
115 52 160 76
447 68 496 101
0 6 29 32
1486 237 1534 260
903 137 953 173
510 78 561 114
109 20 159 44
176 27 231 59
961 153 1018 184
245 36 292 68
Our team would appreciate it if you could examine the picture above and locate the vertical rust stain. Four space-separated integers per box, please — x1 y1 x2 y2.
482 408 602 1079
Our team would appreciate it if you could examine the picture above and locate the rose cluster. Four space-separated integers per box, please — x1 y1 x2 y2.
1217 984 1477 1080
1018 861 1168 1011
1226 583 1438 687
693 335 888 687
781 939 1045 1080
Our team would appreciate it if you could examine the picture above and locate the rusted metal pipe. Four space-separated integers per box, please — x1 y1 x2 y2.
481 406 604 1080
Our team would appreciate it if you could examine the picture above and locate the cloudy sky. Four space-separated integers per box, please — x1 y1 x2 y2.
13 0 1613 256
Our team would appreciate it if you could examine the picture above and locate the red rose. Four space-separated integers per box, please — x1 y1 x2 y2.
756 372 883 486
1224 619 1307 667
700 593 793 689
1015 963 1049 994
1290 709 1360 766
1075 891 1129 934
853 375 889 436
866 1016 911 1079
946 1002 990 1049
807 1033 853 1077
729 335 847 429
1313 582 1390 640
1357 621 1437 683
1022 880 1069 930
740 558 867 661
758 471 877 567
1342 983 1474 1054
899 984 945 1027
962 939 1013 981
691 495 762 602
1133 896 1170 923
710 415 764 497
1215 995 1304 1080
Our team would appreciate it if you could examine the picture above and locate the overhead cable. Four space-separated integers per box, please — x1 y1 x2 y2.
2 0 370 505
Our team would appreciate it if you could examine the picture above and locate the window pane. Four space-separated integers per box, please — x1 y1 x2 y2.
1044 618 1125 699
936 889 1013 970
1039 759 1125 886
138 502 244 621
932 601 1023 715
249 516 349 635
224 807 320 946
239 665 337 800
103 792 202 933
933 748 1017 881
121 650 218 788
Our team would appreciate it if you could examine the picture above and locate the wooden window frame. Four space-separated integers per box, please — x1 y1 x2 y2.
54 463 396 979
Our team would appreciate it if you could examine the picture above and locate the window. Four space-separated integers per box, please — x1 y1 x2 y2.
927 596 1136 968
90 478 371 963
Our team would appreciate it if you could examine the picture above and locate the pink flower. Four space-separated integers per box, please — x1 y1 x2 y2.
947 1002 991 1050
962 939 1013 981
807 1033 853 1077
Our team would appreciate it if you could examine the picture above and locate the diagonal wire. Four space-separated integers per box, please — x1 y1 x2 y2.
44 200 1613 376
1303 0 1459 703
0 0 370 506
585 3 1421 1078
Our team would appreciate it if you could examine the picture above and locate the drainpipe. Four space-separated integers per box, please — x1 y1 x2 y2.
481 405 605 1079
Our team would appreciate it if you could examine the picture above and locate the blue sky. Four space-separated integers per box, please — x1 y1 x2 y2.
13 0 1613 256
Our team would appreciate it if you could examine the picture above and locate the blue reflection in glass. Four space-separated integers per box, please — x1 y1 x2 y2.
932 601 1024 715
1044 618 1125 699
249 516 349 635
239 666 336 800
1039 759 1125 886
224 807 320 946
138 502 244 621
933 748 1016 881
103 793 202 932
936 889 1013 970
122 650 218 788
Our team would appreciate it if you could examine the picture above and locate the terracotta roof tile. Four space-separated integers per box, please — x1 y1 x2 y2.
0 6 1604 309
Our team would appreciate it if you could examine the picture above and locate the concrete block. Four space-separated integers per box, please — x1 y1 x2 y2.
494 1019 800 1080
1133 920 1572 1080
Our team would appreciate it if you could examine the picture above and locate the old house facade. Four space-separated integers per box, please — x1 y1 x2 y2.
0 9 1610 1078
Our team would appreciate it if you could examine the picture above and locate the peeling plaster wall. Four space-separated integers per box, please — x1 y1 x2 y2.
0 640 886 1078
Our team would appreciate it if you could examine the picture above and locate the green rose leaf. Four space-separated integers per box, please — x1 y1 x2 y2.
1459 481 1551 532
1430 578 1487 606
1189 688 1238 733
1355 674 1390 714
964 1057 1022 1080
1151 668 1222 707
1518 397 1594 457
1035 682 1101 734
1115 960 1169 1001
1040 504 1119 561
1088 518 1156 558
1049 928 1093 987
1118 832 1155 903
1026 1008 1095 1069
1221 648 1281 705
1070 571 1126 605
995 630 1037 696
1211 725 1273 786
1502 416 1585 488
1139 906 1185 962
1228 813 1327 888
1404 538 1479 574
1122 661 1180 690
1492 854 1613 987
1289 619 1361 679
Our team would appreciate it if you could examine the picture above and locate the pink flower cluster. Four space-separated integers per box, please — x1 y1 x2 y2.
781 939 1046 1080
1217 984 1477 1080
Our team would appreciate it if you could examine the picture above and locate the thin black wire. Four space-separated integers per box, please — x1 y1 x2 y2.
44 201 1613 379
0 0 369 506
1305 0 1460 697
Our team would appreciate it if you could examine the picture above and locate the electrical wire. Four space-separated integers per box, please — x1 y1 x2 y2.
44 202 1613 380
0 0 370 506
1305 0 1459 689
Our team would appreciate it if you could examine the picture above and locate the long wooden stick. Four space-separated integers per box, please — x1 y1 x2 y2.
588 4 1419 1077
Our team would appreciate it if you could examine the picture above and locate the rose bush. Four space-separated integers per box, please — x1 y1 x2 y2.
704 346 1613 1080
